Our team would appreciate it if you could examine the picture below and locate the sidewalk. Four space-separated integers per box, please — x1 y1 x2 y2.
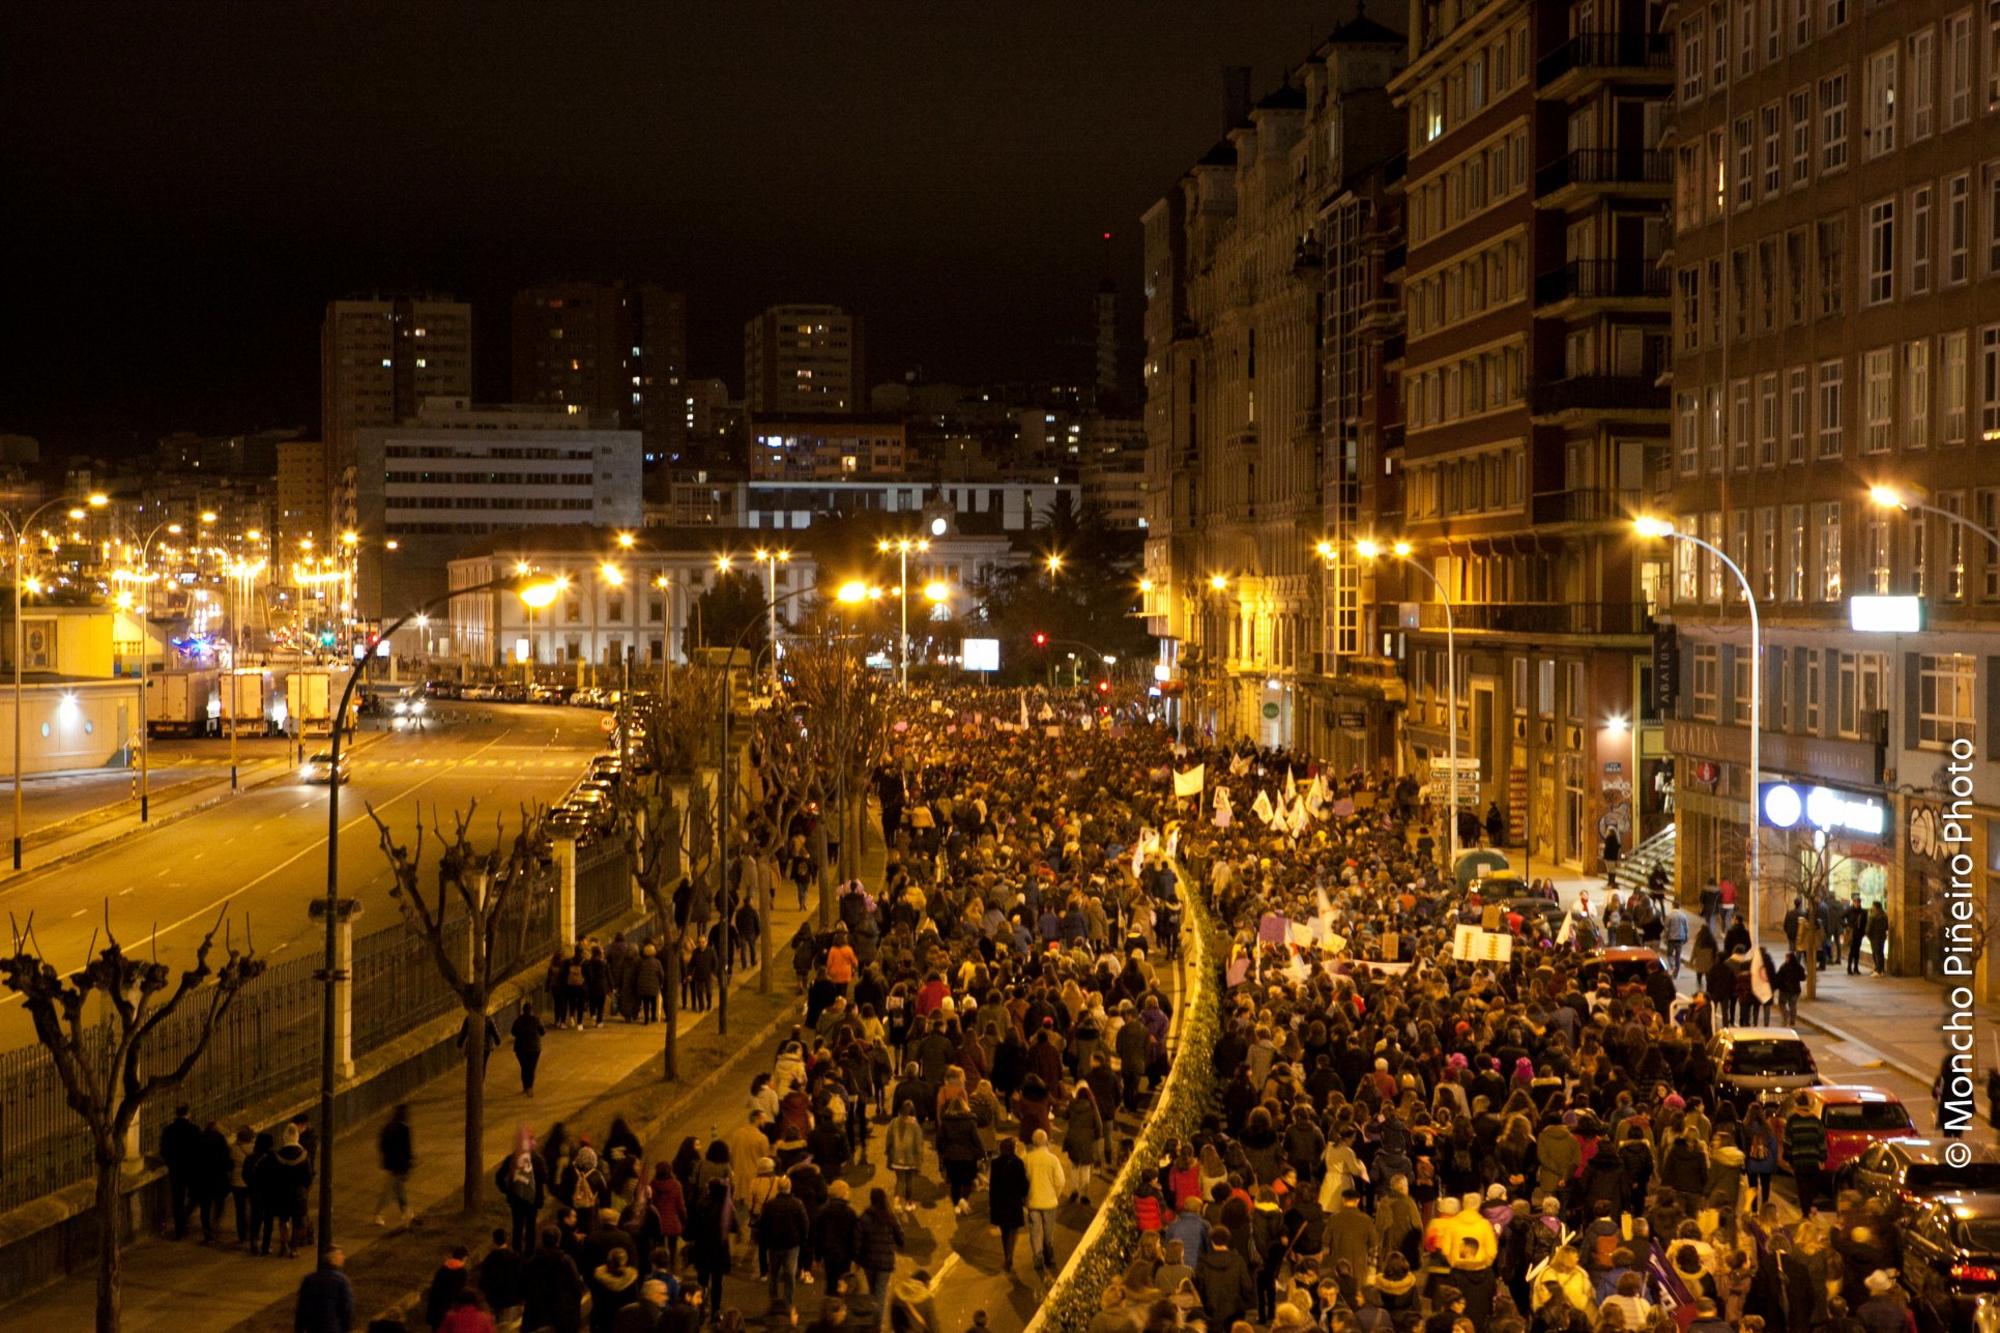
1 830 854 1331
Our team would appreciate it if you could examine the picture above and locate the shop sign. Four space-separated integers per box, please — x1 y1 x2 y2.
1758 780 1887 839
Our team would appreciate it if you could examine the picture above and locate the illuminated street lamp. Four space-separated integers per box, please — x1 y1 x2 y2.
753 548 791 684
3 492 109 868
1636 514 1762 940
877 536 930 689
1869 483 2000 563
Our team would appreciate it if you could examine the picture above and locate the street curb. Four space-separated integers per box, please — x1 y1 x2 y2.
1793 1005 1933 1085
363 971 800 1329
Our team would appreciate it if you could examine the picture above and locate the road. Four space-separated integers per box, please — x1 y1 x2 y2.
0 702 608 1044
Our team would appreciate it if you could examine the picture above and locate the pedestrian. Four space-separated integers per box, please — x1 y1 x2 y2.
853 1186 905 1329
160 1103 202 1240
436 1289 496 1333
1783 1091 1828 1212
1483 802 1505 848
688 1177 736 1314
1061 1081 1105 1203
589 1246 641 1333
1775 951 1806 1027
755 1174 812 1314
648 1161 687 1269
1194 1224 1256 1327
1024 1128 1066 1281
294 1245 354 1333
229 1124 256 1246
1602 826 1621 867
886 1100 924 1212
497 1145 549 1253
633 946 664 1024
1662 901 1689 976
936 1093 985 1216
258 1121 314 1259
523 1225 586 1333
424 1245 471 1330
814 1177 860 1291
584 941 610 1028
1866 902 1890 974
1843 895 1868 975
477 1227 524 1321
512 1001 547 1095
375 1104 416 1228
196 1118 234 1242
613 1278 671 1333
989 1135 1030 1281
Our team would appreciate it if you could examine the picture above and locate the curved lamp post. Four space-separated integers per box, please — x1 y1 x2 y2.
1869 483 2000 564
313 569 567 1264
1356 539 1461 871
1 492 108 869
1636 515 1761 943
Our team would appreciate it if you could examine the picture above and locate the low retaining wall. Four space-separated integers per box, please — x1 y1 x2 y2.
1026 859 1221 1333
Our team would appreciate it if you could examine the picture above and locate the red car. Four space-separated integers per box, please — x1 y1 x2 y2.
1793 1085 1917 1172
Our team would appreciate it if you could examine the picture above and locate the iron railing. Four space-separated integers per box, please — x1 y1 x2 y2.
1535 148 1670 197
1536 31 1673 87
1530 375 1670 415
1534 258 1668 305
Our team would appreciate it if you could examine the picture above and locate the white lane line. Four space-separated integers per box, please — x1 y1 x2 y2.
118 887 133 896
68 907 85 918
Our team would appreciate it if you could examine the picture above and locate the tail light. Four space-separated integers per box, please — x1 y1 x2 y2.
1950 1264 1999 1284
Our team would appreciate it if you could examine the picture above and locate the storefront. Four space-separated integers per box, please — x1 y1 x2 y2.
1758 777 1894 962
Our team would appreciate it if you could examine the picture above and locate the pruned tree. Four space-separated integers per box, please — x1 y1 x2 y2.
740 700 827 988
1 909 263 1333
368 800 551 1211
1722 823 1858 999
620 669 723 1078
787 635 894 921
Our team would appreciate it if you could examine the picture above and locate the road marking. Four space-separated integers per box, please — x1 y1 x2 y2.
68 907 84 918
927 1254 960 1293
118 887 133 896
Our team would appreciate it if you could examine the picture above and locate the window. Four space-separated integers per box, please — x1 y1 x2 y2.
1787 365 1810 462
1766 0 1782 60
1759 372 1780 465
1761 102 1782 196
1706 512 1726 601
1679 267 1702 351
1914 502 1930 595
1817 216 1845 317
1987 162 2000 275
1948 173 1972 285
1945 328 1969 442
1911 183 1934 294
1795 0 1814 47
1776 647 1794 731
1676 518 1701 601
1789 87 1812 185
1819 358 1845 456
1906 339 1932 449
1732 647 1754 724
1911 28 1936 140
1989 0 2000 109
1731 247 1751 336
1739 1 1756 75
1866 46 1898 156
1709 255 1725 342
1732 378 1753 469
1947 10 1973 126
1804 648 1823 732
1757 507 1778 599
1692 645 1720 720
1826 0 1848 29
1866 510 1892 592
1819 502 1845 600
1820 72 1848 171
1982 326 2000 442
1707 384 1726 473
1714 2 1731 88
1710 128 1727 218
1984 491 2000 596
1785 504 1808 601
1566 660 1584 721
1917 654 1978 747
1864 346 1895 453
1786 226 1808 324
1682 19 1706 101
1866 196 1896 304
1678 392 1701 474
1735 116 1756 209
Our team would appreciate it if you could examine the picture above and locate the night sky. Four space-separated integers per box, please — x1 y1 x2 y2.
2 2 1356 455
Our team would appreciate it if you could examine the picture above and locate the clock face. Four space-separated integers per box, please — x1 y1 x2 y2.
930 517 947 537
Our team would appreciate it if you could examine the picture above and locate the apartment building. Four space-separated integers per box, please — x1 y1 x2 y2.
744 305 863 414
1384 0 1674 868
1662 0 2000 972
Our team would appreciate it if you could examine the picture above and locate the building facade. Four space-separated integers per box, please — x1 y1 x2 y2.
320 297 473 532
744 304 863 414
512 281 688 461
1661 0 2000 969
276 439 328 566
1381 0 1672 868
747 415 907 481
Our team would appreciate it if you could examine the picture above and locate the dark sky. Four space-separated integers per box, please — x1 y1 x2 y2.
2 2 1353 455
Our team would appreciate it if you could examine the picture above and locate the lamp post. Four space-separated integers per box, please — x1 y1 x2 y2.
313 569 564 1264
877 537 929 690
755 548 791 686
2 492 108 869
1357 539 1462 872
1636 515 1762 942
1869 483 2000 564
129 516 189 821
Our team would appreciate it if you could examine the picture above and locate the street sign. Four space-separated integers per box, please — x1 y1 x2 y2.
1261 702 1281 720
599 714 617 733
1652 623 1678 713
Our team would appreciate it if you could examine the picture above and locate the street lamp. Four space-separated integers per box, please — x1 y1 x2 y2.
1354 539 1463 870
754 549 791 685
314 570 565 1264
127 517 186 822
1636 513 1762 941
877 537 929 690
1869 483 2000 562
2 491 108 869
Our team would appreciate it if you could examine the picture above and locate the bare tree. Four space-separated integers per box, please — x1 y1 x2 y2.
367 800 551 1211
0 910 263 1333
619 670 722 1078
739 700 826 988
1725 824 1858 999
787 635 894 923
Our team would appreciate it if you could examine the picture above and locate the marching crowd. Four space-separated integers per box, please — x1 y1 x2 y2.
280 687 1986 1333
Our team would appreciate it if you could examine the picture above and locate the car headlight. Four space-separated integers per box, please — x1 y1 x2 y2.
301 765 315 778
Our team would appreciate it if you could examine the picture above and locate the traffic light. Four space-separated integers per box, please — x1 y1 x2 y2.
1032 632 1048 647
1096 679 1111 694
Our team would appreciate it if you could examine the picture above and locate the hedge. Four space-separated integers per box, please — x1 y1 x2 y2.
1025 859 1222 1333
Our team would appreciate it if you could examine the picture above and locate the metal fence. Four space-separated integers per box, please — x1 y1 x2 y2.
0 849 629 1211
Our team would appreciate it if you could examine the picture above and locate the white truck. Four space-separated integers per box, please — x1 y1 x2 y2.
146 668 217 738
284 667 354 740
219 669 270 736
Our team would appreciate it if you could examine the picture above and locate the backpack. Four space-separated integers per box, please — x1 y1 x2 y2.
509 1163 537 1205
572 1168 600 1211
1526 1219 1562 1267
566 963 586 988
1747 1131 1771 1162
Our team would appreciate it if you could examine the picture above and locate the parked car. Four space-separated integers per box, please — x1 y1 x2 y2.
1904 1192 2000 1333
1709 1027 1819 1108
1842 1138 2000 1217
422 679 460 699
1576 946 1672 989
301 751 350 785
461 684 500 701
1783 1085 1917 1173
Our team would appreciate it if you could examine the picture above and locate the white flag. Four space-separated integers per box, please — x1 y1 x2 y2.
1284 768 1297 802
1173 765 1206 798
1252 789 1276 825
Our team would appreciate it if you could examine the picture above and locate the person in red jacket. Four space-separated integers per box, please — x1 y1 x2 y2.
1134 1175 1167 1233
648 1162 686 1269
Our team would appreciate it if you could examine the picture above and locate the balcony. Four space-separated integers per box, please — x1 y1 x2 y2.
1224 425 1259 459
1534 148 1670 208
1530 487 1644 525
1412 600 1655 636
1380 332 1406 365
1529 375 1669 421
1536 31 1673 99
1533 258 1669 312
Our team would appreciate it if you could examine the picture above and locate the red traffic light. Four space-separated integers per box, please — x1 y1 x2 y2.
1096 679 1110 693
1032 632 1048 646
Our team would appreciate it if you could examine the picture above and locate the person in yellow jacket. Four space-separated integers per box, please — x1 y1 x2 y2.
1429 1191 1500 1321
1530 1245 1599 1323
